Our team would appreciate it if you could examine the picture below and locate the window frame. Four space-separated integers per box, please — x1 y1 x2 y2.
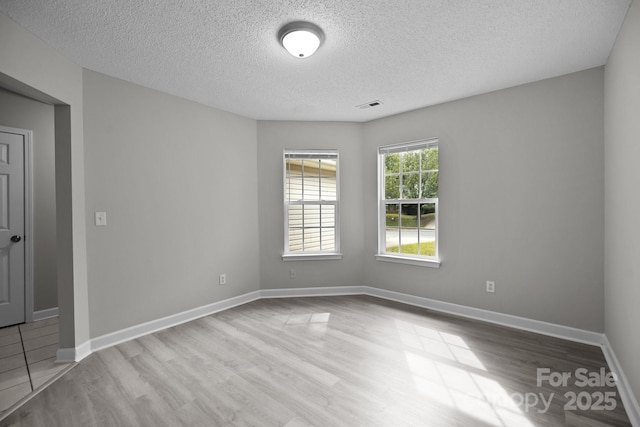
376 138 440 268
282 149 342 261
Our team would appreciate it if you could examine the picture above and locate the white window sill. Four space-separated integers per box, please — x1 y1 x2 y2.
375 254 441 268
282 253 343 261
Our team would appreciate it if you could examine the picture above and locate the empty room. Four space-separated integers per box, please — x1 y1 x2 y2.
0 0 639 425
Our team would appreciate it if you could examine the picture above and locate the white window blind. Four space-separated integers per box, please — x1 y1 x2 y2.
284 150 340 257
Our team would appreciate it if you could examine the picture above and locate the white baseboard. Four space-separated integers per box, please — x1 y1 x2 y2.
602 336 640 426
33 307 58 321
260 285 364 298
89 290 262 355
361 286 605 346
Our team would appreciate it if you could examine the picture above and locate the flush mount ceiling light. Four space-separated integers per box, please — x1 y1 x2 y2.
278 21 324 58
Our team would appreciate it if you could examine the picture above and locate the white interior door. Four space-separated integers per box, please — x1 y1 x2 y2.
0 127 26 327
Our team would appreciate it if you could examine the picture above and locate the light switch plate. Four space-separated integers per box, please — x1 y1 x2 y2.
95 211 107 226
486 280 495 293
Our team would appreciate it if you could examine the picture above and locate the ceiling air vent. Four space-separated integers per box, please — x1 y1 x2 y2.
356 100 383 109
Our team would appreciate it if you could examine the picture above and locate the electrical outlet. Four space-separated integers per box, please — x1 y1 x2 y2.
486 280 495 293
219 274 226 285
289 269 296 279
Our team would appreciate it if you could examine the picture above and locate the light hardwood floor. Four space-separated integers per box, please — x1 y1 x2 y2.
0 296 632 426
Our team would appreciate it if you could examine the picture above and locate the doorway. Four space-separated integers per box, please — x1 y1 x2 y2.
0 67 86 360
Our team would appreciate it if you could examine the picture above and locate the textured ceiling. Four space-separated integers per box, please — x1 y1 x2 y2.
0 0 631 122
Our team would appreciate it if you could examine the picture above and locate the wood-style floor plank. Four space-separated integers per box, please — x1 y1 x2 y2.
0 344 22 361
0 296 633 426
0 328 18 339
0 355 25 376
0 334 20 348
17 318 58 333
0 383 31 414
0 367 29 393
22 334 59 352
24 344 57 365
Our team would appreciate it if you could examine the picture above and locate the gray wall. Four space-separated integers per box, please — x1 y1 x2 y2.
0 88 57 312
363 69 604 332
257 69 604 333
604 0 640 405
83 70 260 337
257 121 365 289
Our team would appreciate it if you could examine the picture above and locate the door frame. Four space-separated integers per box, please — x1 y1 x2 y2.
0 125 34 324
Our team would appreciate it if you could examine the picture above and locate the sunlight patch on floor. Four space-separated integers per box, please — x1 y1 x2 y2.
283 312 331 336
396 319 534 427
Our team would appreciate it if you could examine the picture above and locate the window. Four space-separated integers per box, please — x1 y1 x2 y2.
283 150 341 260
377 139 439 267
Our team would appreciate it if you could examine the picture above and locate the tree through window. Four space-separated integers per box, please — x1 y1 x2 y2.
378 139 439 263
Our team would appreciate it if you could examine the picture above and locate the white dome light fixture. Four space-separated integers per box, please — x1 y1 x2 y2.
278 21 324 58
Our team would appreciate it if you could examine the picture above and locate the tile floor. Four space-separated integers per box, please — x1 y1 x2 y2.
0 317 71 415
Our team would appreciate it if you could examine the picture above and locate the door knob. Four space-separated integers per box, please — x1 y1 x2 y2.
10 235 21 243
